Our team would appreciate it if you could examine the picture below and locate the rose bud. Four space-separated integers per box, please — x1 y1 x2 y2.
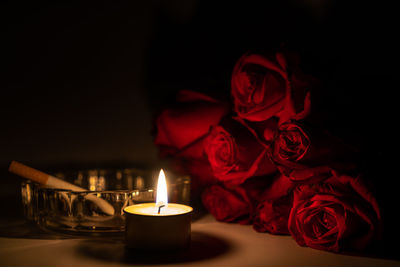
154 90 229 159
269 120 359 183
204 117 277 185
231 52 312 123
253 174 295 234
288 174 382 252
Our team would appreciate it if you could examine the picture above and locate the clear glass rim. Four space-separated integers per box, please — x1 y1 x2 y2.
22 180 156 194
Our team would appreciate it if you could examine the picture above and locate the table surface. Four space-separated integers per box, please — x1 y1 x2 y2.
1 213 399 267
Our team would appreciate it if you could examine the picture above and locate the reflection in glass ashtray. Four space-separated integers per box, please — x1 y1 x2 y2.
21 168 190 235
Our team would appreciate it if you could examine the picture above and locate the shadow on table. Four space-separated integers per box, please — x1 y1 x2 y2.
76 231 232 265
0 219 73 240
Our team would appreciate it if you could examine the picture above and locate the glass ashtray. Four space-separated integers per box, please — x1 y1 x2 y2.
21 168 190 235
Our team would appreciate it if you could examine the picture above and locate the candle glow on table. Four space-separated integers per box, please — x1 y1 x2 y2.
124 169 193 250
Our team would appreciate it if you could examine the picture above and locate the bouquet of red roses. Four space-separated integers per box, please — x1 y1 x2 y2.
153 51 382 253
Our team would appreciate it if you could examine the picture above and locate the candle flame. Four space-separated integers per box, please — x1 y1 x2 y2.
156 169 168 207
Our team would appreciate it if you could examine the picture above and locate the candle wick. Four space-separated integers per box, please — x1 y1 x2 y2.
158 204 165 214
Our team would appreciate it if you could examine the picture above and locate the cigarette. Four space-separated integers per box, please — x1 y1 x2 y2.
9 161 114 216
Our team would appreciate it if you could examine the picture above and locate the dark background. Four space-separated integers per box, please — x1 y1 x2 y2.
1 1 398 168
0 0 399 255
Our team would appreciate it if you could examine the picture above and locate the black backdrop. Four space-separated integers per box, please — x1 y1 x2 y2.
1 1 398 167
1 1 399 254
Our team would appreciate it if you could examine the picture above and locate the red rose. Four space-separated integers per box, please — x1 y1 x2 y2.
154 90 229 159
202 177 271 224
231 52 311 123
253 175 295 234
270 121 358 183
202 185 251 224
273 122 310 161
288 174 381 252
204 117 276 185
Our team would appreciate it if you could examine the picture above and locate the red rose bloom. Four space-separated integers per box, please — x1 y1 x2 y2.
231 52 311 123
154 90 229 159
270 121 358 183
204 117 276 185
253 195 293 235
253 175 295 234
205 127 237 175
288 174 381 252
274 122 310 161
202 185 251 224
202 177 271 224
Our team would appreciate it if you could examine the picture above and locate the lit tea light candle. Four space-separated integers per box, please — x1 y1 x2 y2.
124 169 193 250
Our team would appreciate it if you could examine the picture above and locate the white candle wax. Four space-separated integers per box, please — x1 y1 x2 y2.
124 203 192 216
